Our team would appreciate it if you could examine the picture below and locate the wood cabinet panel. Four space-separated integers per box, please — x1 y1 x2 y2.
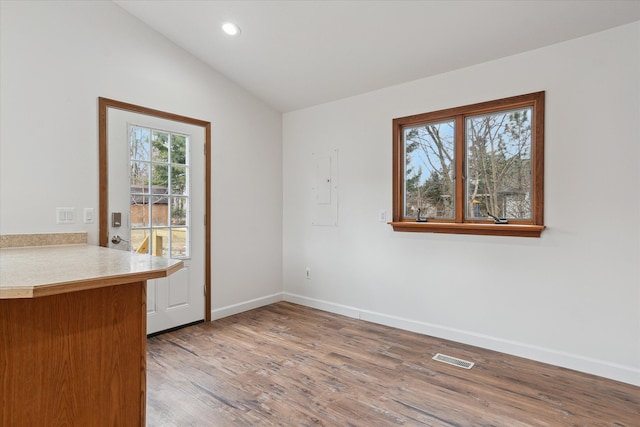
1 282 146 426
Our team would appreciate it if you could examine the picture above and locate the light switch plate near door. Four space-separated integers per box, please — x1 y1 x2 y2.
56 207 75 224
84 208 95 224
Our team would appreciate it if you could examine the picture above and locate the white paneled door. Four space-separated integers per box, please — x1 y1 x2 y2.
107 108 205 335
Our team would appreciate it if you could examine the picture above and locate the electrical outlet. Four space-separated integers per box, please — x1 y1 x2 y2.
379 209 386 222
305 268 311 279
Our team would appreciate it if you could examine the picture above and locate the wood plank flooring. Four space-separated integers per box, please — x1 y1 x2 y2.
146 302 639 426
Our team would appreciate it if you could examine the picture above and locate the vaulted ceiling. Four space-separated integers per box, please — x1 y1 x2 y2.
115 1 640 112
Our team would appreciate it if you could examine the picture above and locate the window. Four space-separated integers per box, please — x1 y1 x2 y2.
392 92 545 237
129 125 191 257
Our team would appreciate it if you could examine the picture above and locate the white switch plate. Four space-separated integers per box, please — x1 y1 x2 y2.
56 207 75 224
83 208 94 224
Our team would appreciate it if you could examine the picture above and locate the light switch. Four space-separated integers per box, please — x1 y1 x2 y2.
56 207 75 224
84 208 94 224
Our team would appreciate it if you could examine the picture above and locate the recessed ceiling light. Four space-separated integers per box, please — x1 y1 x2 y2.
222 22 240 36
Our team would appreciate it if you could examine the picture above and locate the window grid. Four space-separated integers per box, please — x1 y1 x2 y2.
129 125 191 258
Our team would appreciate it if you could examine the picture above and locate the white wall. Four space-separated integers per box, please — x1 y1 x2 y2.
0 1 283 313
283 22 640 385
3 0 638 387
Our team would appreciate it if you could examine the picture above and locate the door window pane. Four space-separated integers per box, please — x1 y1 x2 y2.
129 126 150 161
171 227 189 258
130 161 149 192
171 166 188 195
130 195 150 227
171 134 187 165
152 164 168 189
152 228 168 257
151 131 169 163
151 198 169 226
131 229 150 255
171 197 188 226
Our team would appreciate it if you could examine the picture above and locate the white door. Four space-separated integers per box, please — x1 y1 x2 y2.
107 108 205 335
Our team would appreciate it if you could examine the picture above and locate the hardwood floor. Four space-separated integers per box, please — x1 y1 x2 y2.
146 302 639 426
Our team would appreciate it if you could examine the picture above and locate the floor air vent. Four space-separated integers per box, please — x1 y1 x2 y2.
432 353 474 369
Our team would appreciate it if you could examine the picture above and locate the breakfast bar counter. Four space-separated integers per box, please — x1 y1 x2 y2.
0 243 182 426
0 244 182 299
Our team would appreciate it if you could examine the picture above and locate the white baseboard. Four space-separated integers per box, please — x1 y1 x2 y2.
211 292 283 320
282 292 640 387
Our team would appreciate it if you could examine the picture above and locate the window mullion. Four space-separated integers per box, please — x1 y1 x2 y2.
455 115 465 223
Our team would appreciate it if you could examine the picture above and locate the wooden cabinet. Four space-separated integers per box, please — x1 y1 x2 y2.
0 245 182 427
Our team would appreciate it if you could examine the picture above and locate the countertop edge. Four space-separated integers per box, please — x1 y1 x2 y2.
1 261 183 299
1 245 184 299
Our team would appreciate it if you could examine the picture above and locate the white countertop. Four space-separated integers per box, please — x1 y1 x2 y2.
0 244 183 299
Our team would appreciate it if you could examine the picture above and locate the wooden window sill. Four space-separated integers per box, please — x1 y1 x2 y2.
389 222 545 238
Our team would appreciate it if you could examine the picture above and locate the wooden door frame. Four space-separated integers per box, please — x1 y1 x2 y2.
98 97 212 322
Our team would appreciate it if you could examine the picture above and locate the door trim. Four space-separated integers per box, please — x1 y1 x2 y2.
98 97 211 322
